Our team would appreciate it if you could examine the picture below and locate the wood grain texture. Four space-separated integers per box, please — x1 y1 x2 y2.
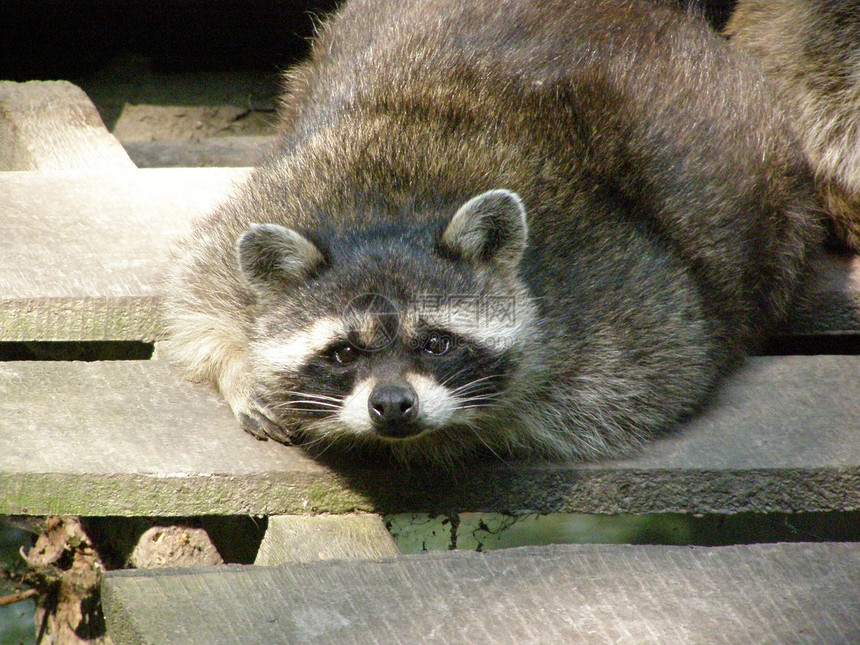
254 514 399 565
0 80 136 171
0 168 250 341
2 167 857 342
124 135 277 168
2 356 857 517
102 542 860 645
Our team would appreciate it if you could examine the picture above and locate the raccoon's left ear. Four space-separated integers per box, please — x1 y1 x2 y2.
237 223 325 293
441 189 528 272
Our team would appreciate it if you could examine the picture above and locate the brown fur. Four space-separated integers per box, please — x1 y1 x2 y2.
725 0 860 251
164 0 821 465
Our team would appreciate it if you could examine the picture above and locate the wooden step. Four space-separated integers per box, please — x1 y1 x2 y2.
123 135 277 168
2 355 857 517
0 80 136 171
254 514 399 565
1 168 249 341
101 542 860 645
2 166 858 342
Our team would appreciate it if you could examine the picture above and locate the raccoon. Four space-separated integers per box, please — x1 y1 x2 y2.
724 0 860 251
164 0 821 466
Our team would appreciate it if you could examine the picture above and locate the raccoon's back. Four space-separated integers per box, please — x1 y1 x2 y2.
162 0 823 463
273 0 820 356
725 0 860 250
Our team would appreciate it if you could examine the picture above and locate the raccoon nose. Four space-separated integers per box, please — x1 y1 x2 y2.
368 384 418 434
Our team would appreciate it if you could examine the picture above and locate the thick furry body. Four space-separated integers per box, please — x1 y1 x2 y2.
165 0 820 466
725 0 860 250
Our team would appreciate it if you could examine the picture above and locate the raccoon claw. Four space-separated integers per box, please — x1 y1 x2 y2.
238 398 292 444
239 412 270 441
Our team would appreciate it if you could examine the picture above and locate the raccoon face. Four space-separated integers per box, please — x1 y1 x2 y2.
237 190 538 450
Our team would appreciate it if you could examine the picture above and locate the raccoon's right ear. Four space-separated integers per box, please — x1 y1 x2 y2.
441 189 528 272
237 223 325 292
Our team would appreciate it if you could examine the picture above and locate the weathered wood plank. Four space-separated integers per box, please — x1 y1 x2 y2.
0 80 136 171
0 360 356 516
254 514 399 565
124 135 277 168
2 168 858 341
1 356 857 516
0 168 250 341
102 542 860 645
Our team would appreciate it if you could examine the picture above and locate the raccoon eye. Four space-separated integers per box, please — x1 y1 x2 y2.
421 332 452 356
329 343 358 365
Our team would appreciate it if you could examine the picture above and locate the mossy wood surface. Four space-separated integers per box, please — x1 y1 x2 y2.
2 356 857 517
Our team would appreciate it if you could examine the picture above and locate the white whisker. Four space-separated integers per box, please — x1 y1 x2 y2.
454 390 496 400
459 421 514 467
270 400 336 410
284 399 342 408
439 366 473 388
457 390 503 400
450 375 502 395
282 391 343 402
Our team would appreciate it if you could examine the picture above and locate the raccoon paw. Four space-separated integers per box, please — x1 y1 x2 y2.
238 395 292 445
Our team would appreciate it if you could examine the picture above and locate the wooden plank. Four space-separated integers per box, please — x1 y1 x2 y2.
2 168 858 341
0 80 136 171
0 168 250 341
254 514 399 565
0 360 357 517
1 356 857 517
124 135 277 168
102 542 860 645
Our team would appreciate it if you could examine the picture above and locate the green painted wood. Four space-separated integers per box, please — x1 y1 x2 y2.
2 356 857 517
102 542 860 645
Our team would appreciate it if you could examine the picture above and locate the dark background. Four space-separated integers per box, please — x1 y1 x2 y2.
2 0 737 81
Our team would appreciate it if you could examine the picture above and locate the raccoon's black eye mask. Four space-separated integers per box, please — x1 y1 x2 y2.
320 329 457 367
415 331 453 356
324 342 358 366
